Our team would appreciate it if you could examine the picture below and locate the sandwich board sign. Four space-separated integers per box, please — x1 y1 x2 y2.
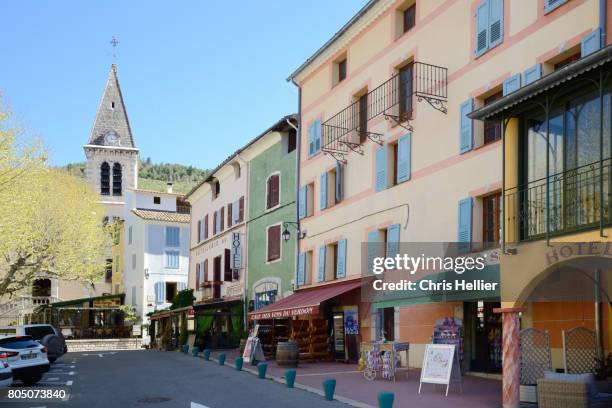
419 344 462 396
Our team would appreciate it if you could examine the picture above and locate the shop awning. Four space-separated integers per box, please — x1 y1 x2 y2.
249 279 363 320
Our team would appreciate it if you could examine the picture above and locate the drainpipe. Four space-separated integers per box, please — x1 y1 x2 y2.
289 79 302 293
600 0 607 46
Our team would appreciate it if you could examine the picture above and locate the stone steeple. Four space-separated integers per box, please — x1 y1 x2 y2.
87 64 136 148
84 64 139 219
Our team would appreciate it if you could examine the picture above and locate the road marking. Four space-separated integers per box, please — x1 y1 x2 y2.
45 377 59 381
66 380 73 386
190 403 210 408
81 352 116 358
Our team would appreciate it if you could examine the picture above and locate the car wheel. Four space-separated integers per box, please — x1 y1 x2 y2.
22 374 42 385
48 356 57 363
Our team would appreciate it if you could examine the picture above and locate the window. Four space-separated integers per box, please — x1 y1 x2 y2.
105 259 112 283
213 208 224 234
358 93 368 143
483 91 503 144
224 248 233 281
212 180 220 199
482 193 501 247
165 226 180 247
153 196 161 204
554 53 580 70
197 220 202 242
111 101 115 110
320 163 343 209
297 251 313 286
165 282 177 303
308 119 322 156
337 58 347 83
267 224 281 262
128 225 133 245
24 326 55 340
254 282 278 310
544 0 568 14
112 163 122 196
298 182 315 219
165 250 180 269
287 129 297 153
131 253 136 270
475 0 504 57
399 64 413 120
100 162 110 195
266 174 280 210
403 4 415 33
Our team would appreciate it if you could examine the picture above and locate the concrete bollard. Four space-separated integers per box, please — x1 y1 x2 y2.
322 378 336 401
182 344 189 354
218 352 226 365
192 346 200 357
378 392 394 408
235 357 244 371
257 362 268 379
285 369 296 388
203 349 211 361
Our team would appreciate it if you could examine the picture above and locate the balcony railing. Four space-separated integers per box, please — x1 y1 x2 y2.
321 61 447 162
505 158 612 242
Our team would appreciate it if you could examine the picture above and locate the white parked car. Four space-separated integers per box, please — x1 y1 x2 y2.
0 361 12 388
0 324 67 363
0 335 49 385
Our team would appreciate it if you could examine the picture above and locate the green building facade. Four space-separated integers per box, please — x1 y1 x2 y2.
247 131 297 313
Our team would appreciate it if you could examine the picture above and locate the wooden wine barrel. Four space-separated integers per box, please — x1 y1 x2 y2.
276 341 299 367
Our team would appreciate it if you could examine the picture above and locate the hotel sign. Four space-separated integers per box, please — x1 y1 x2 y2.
231 232 241 270
545 242 612 266
249 305 317 321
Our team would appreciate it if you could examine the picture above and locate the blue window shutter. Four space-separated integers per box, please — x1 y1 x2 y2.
544 0 568 14
308 122 315 156
317 246 326 282
297 253 306 285
503 74 521 96
523 64 542 85
336 239 347 278
581 28 602 57
178 282 186 291
315 120 322 152
154 282 160 304
457 197 473 251
386 224 401 258
459 99 474 154
475 0 489 56
488 0 503 49
396 133 412 183
298 186 307 219
367 230 380 273
160 282 166 303
335 162 343 203
320 172 328 210
375 146 388 192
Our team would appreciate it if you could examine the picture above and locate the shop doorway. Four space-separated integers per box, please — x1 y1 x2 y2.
464 301 502 373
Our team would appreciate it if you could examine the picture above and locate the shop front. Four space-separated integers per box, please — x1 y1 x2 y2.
248 279 364 363
193 298 244 350
149 306 194 351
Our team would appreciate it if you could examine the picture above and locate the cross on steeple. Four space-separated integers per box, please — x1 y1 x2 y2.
110 36 119 61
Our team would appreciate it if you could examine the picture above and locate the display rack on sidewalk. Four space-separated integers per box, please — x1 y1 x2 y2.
361 341 409 382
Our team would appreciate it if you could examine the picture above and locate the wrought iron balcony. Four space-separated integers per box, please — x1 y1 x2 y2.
321 61 447 162
505 158 612 242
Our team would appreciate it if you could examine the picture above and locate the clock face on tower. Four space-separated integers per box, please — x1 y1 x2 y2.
104 131 120 146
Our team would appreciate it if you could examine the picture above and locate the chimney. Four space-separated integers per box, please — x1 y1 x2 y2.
166 182 173 194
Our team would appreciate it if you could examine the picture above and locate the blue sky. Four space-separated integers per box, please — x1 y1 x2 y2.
1 0 364 168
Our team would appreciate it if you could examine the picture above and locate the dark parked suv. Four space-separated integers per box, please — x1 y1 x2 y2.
0 325 67 363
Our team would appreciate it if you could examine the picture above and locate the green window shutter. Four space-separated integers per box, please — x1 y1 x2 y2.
336 239 347 278
396 133 412 183
581 28 602 57
297 253 306 285
386 224 401 258
335 162 343 203
317 246 326 282
475 0 489 56
367 230 380 274
375 146 388 192
457 197 473 252
459 99 474 154
503 73 521 96
320 172 328 210
523 64 542 85
298 186 307 219
488 0 503 49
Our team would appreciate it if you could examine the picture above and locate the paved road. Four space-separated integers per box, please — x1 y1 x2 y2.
1 350 350 408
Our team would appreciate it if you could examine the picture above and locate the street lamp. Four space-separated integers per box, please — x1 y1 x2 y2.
282 222 303 242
